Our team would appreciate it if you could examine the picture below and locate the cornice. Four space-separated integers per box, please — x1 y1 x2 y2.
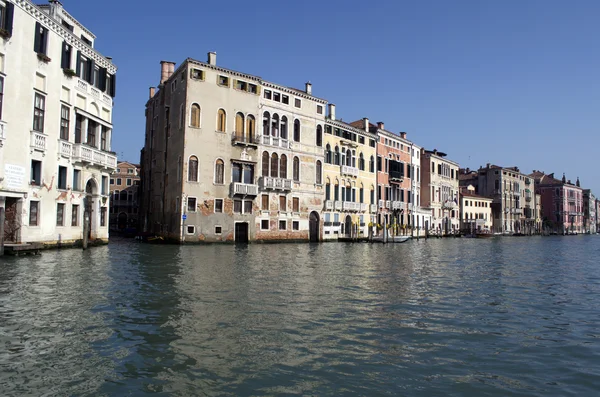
325 118 378 139
15 0 116 74
261 81 327 104
186 58 260 82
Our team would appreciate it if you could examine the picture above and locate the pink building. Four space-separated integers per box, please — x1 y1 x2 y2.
530 171 584 234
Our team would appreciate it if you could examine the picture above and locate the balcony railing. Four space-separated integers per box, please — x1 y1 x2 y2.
231 182 258 196
510 208 523 215
232 132 259 146
72 144 117 169
0 122 5 146
342 201 361 211
30 131 47 152
259 176 292 191
341 165 359 177
324 200 334 210
334 200 342 211
392 201 404 210
370 204 377 213
75 77 112 106
59 139 74 158
385 200 391 209
378 199 385 209
261 135 290 148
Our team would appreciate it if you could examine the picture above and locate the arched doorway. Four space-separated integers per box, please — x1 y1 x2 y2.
118 212 128 230
84 179 98 239
309 211 319 242
345 215 352 238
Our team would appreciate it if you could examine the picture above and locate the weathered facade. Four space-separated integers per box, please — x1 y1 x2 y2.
459 187 493 232
582 189 596 234
0 0 116 246
110 161 139 231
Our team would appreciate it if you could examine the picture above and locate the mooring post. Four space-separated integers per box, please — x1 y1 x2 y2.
0 207 5 256
83 211 89 250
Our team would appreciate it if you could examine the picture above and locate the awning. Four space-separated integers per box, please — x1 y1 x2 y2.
74 107 113 128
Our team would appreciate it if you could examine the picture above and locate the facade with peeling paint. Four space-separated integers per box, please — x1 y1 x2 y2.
0 0 117 246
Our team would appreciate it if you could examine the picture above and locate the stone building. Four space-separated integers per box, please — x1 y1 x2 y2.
109 161 140 231
582 189 596 234
0 0 116 246
420 149 460 234
139 53 326 243
459 186 493 232
321 109 377 240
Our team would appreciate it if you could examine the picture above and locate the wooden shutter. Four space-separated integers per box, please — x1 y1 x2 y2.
76 50 82 76
99 67 107 91
34 22 41 53
87 58 95 84
5 2 14 37
110 73 116 97
61 41 70 69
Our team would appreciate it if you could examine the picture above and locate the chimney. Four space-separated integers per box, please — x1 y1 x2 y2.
207 52 217 66
377 122 384 130
562 173 566 183
363 118 369 132
160 61 175 85
305 82 312 95
149 87 156 99
48 0 63 17
106 57 113 63
400 132 407 139
576 177 580 187
486 163 490 168
328 104 336 121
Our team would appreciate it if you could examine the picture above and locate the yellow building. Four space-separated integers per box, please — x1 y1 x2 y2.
322 105 378 239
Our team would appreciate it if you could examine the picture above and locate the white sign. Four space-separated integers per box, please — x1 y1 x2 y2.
3 164 26 190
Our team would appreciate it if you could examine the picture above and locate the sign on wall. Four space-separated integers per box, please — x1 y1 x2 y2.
3 164 26 190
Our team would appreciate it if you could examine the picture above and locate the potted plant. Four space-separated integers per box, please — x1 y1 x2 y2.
63 68 77 77
37 53 51 63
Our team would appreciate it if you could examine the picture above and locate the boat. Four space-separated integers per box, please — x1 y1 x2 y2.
372 235 410 243
476 230 494 238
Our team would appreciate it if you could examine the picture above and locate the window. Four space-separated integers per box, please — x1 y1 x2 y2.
282 95 289 105
293 119 300 142
56 203 65 226
215 159 224 184
279 220 286 230
325 144 332 164
235 112 244 135
126 178 132 186
294 98 301 108
235 80 247 91
0 77 4 120
188 156 199 182
279 196 286 211
217 109 226 132
187 225 195 234
33 22 49 55
87 120 97 147
215 199 223 213
293 221 299 230
33 93 45 132
187 197 197 212
71 204 79 226
262 152 270 177
31 160 41 186
270 153 278 177
280 154 287 179
100 207 107 227
359 153 365 171
264 90 272 100
81 35 92 46
248 84 258 94
316 160 322 184
293 157 300 182
273 92 281 102
369 156 375 173
110 178 114 185
218 75 229 87
317 105 323 115
191 68 204 80
190 104 201 127
0 2 14 38
246 115 256 139
293 197 299 213
261 219 269 230
215 226 222 234
127 168 134 174
71 169 80 191
101 127 108 151
58 166 67 189
116 178 122 185
102 176 108 195
244 200 252 213
29 201 39 226
316 125 323 147
261 194 269 210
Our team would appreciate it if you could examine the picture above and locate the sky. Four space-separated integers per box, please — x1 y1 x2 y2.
63 0 599 194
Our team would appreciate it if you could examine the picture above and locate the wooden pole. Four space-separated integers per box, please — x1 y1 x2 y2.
83 211 89 250
0 207 5 257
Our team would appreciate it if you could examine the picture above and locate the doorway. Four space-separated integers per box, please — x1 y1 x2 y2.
3 198 20 243
309 211 319 242
235 222 249 243
345 215 352 238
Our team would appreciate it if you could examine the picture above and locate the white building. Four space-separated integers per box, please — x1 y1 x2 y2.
0 0 117 246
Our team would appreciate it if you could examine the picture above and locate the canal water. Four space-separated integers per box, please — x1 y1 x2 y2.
1 236 599 396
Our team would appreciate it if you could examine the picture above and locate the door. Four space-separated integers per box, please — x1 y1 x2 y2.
235 222 249 244
345 215 352 238
309 211 319 242
3 198 20 243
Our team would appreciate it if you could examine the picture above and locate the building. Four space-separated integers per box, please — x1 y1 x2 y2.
596 199 600 233
530 171 584 234
420 149 460 235
0 0 116 246
459 186 493 232
409 141 431 236
139 53 327 243
321 110 377 240
110 161 140 231
583 190 596 234
475 165 534 234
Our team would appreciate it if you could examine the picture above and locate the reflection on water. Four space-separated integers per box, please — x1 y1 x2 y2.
1 236 600 396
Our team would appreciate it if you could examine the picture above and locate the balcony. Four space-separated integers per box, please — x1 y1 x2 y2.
259 176 292 191
324 200 334 210
0 122 5 147
341 165 359 178
30 131 47 153
72 144 117 169
75 77 112 106
231 182 258 196
378 199 385 209
360 203 367 212
261 135 290 149
370 204 377 213
385 200 391 209
334 200 342 211
510 208 523 215
342 201 361 211
58 139 74 158
231 132 259 147
392 201 404 210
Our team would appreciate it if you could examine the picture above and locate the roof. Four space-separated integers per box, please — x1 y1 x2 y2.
461 192 492 200
348 119 378 132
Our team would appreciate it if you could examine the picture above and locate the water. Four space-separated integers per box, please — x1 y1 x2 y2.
1 236 600 396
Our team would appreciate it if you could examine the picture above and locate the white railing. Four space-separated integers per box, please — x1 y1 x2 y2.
370 204 377 213
342 201 360 211
325 200 334 210
379 199 385 209
392 201 404 210
90 87 101 99
231 182 258 196
260 176 292 191
72 143 117 169
59 139 73 158
334 200 342 211
76 79 88 92
261 135 290 148
30 131 47 151
360 203 367 212
341 165 359 177
385 200 391 209
102 94 112 105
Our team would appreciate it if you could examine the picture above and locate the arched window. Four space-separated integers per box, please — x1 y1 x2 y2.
369 156 375 173
217 109 226 132
271 153 279 177
346 149 353 167
293 156 300 181
235 112 244 135
190 104 201 128
293 119 300 142
120 191 127 201
188 155 199 182
325 144 332 164
359 153 365 171
263 111 271 136
316 160 322 184
340 148 346 166
262 151 270 177
113 190 119 201
246 115 255 140
334 146 340 165
214 159 224 184
272 113 279 137
316 125 323 147
280 154 287 179
281 116 288 139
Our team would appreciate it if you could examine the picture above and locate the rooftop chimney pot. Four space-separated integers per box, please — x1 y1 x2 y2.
160 60 176 85
305 82 312 95
328 104 336 121
363 118 369 132
208 52 217 66
149 87 156 99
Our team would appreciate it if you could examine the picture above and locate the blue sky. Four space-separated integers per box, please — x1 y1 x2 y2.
64 0 599 194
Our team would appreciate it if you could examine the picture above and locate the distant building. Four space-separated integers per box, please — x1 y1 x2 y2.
583 190 596 234
459 186 493 232
109 162 140 231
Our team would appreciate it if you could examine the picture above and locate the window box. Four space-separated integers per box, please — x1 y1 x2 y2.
63 68 77 77
37 52 51 63
0 28 11 40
